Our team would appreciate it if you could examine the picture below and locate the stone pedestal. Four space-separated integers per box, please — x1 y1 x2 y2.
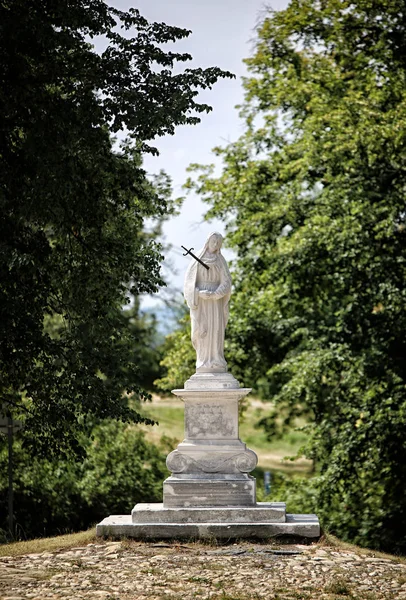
164 384 257 508
97 372 320 540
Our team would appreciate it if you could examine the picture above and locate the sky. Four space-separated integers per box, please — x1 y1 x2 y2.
110 0 290 306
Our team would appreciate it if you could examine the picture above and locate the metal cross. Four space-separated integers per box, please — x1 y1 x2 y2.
181 246 209 270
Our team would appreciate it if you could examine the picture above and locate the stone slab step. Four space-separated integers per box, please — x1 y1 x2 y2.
131 502 287 524
163 476 256 507
96 513 320 540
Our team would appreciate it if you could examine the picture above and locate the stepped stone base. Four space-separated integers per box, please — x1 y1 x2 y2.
132 502 287 523
163 475 256 507
96 372 320 542
96 509 320 540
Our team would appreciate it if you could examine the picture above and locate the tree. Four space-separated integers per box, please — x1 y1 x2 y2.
155 310 194 392
0 0 232 455
175 0 406 551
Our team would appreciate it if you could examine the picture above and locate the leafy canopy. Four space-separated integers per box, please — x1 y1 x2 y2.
162 0 406 551
0 0 233 455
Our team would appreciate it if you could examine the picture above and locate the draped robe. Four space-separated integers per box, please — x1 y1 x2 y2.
184 247 232 373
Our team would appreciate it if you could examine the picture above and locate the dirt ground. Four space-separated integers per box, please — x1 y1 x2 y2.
1 537 406 600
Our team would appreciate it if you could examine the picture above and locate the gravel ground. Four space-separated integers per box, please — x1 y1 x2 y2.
1 539 406 600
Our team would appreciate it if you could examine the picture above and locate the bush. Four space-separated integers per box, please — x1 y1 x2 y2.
0 421 169 541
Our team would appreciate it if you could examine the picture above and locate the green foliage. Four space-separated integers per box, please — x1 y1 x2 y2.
0 0 233 455
120 302 165 392
180 1 406 552
0 421 168 540
78 421 167 518
155 312 195 392
256 469 317 514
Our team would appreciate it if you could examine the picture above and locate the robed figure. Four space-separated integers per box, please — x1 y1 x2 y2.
184 232 232 373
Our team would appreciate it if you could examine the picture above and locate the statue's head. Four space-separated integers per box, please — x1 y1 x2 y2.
206 232 223 254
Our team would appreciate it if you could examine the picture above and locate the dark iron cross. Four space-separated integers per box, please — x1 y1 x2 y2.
181 246 209 270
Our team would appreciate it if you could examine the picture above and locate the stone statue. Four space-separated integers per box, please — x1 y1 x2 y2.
98 232 320 543
184 232 232 373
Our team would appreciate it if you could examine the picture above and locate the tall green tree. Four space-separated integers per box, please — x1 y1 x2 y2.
0 0 232 455
174 0 406 551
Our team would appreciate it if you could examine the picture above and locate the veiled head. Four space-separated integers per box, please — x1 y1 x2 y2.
205 232 223 254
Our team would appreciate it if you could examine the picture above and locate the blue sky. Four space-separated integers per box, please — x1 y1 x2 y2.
110 1 289 305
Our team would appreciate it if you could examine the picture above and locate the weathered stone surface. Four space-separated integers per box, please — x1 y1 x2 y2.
184 371 241 389
172 386 251 406
166 386 258 481
185 399 238 439
171 388 252 444
166 444 257 474
163 474 257 507
131 502 287 524
96 513 320 539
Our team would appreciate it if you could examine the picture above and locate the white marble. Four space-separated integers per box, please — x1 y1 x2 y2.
184 371 240 389
184 232 231 373
171 387 251 439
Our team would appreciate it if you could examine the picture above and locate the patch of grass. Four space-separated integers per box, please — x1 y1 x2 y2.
318 533 406 563
240 416 307 454
0 527 96 557
188 576 211 584
324 578 352 596
139 404 184 444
